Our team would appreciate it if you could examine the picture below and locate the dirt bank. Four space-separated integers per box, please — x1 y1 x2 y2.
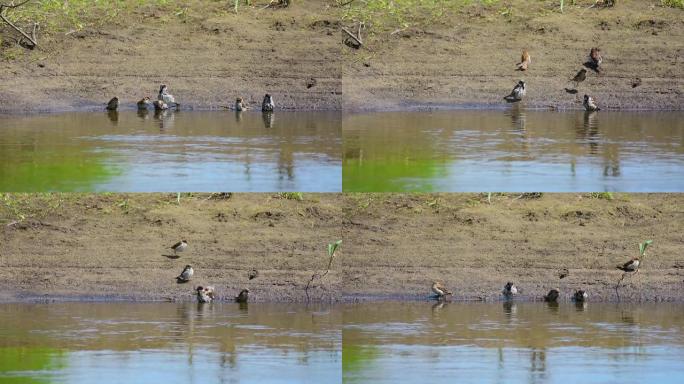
0 193 342 302
342 193 684 302
2 193 683 303
0 1 341 113
342 0 684 111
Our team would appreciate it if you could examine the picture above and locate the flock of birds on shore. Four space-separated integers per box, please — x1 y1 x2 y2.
504 47 603 111
431 281 588 303
168 239 252 304
171 234 646 304
107 49 603 113
430 250 644 303
105 84 276 113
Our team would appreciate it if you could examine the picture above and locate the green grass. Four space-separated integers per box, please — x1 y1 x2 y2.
7 1 172 32
339 0 500 32
662 0 684 8
277 192 304 201
588 192 614 200
0 193 75 222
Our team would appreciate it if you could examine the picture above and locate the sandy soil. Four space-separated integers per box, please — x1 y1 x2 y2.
342 193 684 302
0 193 342 302
0 1 341 113
1 193 682 303
342 1 684 111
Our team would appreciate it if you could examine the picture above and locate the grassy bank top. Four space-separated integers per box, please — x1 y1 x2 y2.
340 0 683 33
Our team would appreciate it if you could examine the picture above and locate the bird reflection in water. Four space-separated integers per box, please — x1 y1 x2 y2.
505 104 530 155
137 109 150 120
574 301 588 312
262 111 275 129
575 110 600 155
431 301 447 317
502 300 517 321
154 109 175 133
545 301 560 313
106 110 119 125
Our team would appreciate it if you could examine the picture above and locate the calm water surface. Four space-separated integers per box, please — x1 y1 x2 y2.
0 111 341 192
343 302 684 384
343 110 684 192
0 303 340 384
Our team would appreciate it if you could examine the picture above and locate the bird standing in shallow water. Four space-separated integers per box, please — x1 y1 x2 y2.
516 50 531 71
106 97 119 111
235 289 249 303
153 99 168 111
573 290 588 302
262 94 275 112
176 265 194 283
503 80 526 102
170 240 188 256
431 281 453 299
137 97 152 110
235 97 249 111
583 95 600 111
544 289 560 302
196 286 215 303
502 282 518 297
158 84 179 109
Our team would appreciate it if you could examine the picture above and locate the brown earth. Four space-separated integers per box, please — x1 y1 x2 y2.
0 1 341 113
342 0 684 111
0 193 342 302
1 193 683 303
342 193 684 302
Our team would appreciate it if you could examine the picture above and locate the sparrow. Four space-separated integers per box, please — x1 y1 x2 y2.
583 48 602 73
544 289 560 302
235 97 249 111
158 84 179 109
137 96 152 110
617 257 640 272
235 288 250 303
106 97 119 111
248 269 259 280
262 93 275 112
196 285 215 303
503 80 526 102
431 281 453 298
502 282 518 297
153 99 169 111
583 94 601 112
573 290 588 302
632 77 642 88
516 50 531 71
571 68 587 87
558 268 569 279
171 240 188 256
176 264 194 283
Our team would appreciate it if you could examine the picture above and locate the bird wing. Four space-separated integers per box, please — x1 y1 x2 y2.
171 241 183 249
439 284 453 294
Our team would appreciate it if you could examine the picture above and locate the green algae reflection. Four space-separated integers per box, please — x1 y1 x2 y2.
0 347 67 384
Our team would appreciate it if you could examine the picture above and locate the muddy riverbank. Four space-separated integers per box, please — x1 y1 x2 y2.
0 193 343 302
0 1 341 113
342 193 684 302
1 193 682 302
342 0 684 111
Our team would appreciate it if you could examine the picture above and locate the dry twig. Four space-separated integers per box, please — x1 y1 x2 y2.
0 0 39 48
